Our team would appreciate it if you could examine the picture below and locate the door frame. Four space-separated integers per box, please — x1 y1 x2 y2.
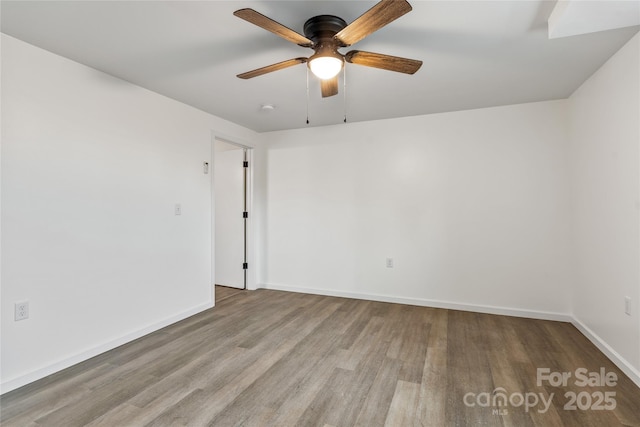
211 133 256 298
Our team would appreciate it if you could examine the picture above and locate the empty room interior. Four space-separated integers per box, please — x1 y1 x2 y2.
1 0 640 426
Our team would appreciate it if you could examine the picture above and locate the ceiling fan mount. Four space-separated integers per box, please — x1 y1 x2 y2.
234 0 422 98
303 15 347 43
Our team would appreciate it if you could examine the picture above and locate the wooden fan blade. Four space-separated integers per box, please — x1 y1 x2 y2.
345 50 422 74
234 8 313 47
334 0 412 47
321 76 339 98
237 58 307 79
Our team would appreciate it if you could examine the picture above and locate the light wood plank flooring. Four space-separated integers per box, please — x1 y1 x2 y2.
1 289 639 426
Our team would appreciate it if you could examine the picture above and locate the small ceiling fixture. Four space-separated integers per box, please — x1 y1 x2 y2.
234 0 422 98
260 104 276 112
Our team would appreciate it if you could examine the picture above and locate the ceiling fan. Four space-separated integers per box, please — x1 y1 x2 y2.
234 0 423 98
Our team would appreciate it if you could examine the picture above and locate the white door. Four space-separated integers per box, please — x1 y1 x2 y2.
214 145 245 289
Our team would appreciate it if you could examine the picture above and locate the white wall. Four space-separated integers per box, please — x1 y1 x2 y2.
262 100 572 318
0 34 260 392
568 33 640 375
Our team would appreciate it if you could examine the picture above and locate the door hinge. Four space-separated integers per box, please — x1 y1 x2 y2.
243 161 249 168
242 211 248 218
243 262 248 270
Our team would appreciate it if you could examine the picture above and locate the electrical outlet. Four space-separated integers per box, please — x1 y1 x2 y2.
175 203 182 216
15 301 29 321
386 258 394 268
625 296 631 316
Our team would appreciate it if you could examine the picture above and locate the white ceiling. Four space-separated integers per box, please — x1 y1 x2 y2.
549 0 640 39
2 1 638 133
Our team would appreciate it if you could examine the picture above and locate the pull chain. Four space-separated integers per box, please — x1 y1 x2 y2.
343 65 347 123
306 67 310 125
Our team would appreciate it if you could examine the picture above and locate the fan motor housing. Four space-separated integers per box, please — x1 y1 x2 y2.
303 15 347 42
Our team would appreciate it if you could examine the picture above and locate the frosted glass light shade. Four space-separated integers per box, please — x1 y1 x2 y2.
309 56 343 80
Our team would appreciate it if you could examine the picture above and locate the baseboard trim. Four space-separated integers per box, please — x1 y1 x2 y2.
258 283 572 322
571 317 640 388
0 300 214 395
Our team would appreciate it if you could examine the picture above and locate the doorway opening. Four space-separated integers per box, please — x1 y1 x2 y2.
213 137 252 291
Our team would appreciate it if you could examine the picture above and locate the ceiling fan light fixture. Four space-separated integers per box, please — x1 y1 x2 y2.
235 1 422 98
308 54 343 80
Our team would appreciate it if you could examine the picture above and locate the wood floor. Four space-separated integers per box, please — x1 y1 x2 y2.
214 285 246 303
2 288 639 426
